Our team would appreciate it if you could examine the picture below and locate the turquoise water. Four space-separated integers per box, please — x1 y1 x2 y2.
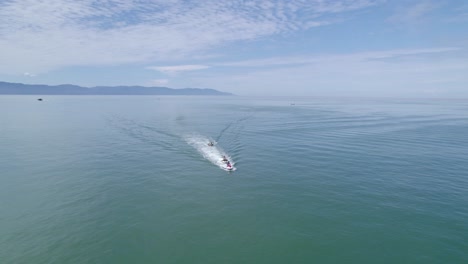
1 96 467 263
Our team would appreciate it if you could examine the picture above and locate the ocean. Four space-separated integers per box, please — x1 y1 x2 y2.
1 95 467 263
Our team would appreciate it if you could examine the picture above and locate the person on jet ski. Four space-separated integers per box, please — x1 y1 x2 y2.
208 141 214 146
226 161 232 168
222 156 228 162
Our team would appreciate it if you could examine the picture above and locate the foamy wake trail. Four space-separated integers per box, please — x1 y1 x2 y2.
185 134 236 171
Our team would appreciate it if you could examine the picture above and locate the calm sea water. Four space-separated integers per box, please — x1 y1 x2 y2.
1 96 467 263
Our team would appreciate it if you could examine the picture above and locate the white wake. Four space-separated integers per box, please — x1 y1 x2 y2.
185 134 236 171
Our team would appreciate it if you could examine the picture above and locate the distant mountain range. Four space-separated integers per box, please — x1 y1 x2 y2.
0 81 232 96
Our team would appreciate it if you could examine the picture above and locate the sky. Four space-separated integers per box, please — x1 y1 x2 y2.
0 0 467 97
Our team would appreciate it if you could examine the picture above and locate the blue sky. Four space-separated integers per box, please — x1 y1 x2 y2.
0 0 467 97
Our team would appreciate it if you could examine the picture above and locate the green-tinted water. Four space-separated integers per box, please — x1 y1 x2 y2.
1 96 467 263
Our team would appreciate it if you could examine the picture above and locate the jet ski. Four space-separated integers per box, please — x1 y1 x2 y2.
208 142 214 146
226 161 233 170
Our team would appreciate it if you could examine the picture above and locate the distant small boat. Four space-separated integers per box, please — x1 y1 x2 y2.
37 98 43 101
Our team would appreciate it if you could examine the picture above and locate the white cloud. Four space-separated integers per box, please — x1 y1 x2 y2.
23 72 36 77
147 65 210 74
187 47 468 97
151 79 169 86
0 0 382 75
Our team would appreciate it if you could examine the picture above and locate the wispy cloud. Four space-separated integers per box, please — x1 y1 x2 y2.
147 65 210 74
146 47 464 94
388 0 439 24
151 79 169 86
148 48 459 76
446 4 468 23
216 47 460 68
0 0 382 75
23 72 36 77
186 47 468 96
